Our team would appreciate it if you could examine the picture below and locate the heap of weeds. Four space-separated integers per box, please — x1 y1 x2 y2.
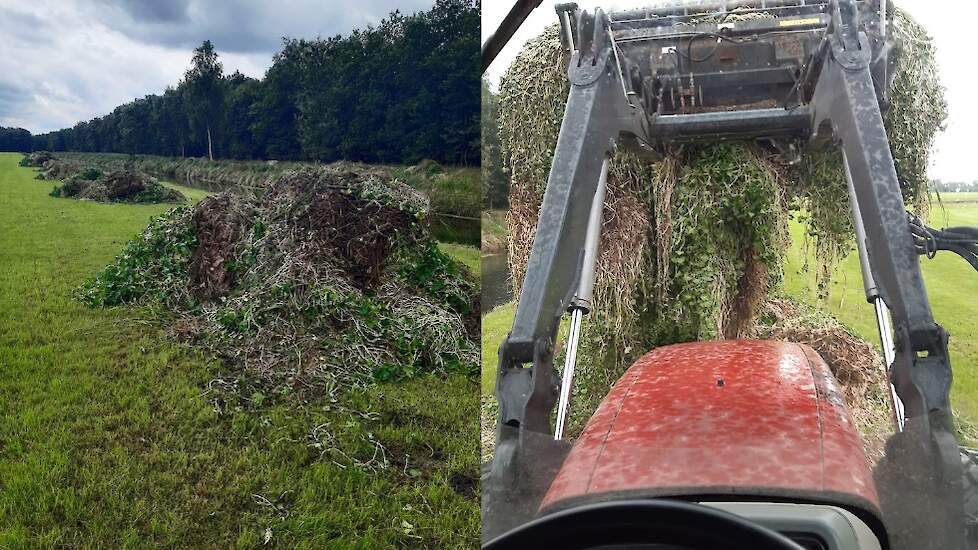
79 165 479 394
50 169 185 203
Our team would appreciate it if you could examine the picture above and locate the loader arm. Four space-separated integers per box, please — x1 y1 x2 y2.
486 0 978 547
484 9 652 537
807 3 965 548
496 7 650 435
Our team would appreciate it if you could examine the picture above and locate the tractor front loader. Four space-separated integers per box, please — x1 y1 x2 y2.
482 1 978 548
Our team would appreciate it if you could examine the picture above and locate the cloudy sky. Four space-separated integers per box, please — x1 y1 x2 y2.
0 0 432 135
484 0 975 182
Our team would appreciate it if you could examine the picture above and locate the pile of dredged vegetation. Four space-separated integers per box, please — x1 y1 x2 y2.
49 167 185 204
494 8 945 445
30 154 186 204
79 165 480 390
19 151 53 167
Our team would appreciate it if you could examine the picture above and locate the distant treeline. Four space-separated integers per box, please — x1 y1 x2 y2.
481 79 507 209
932 180 978 193
0 127 32 152
2 0 478 165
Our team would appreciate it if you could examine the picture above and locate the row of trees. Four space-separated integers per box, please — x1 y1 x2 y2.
5 0 478 165
481 80 507 209
932 180 978 193
0 127 32 152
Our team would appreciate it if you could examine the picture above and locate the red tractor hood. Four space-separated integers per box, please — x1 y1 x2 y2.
541 340 884 529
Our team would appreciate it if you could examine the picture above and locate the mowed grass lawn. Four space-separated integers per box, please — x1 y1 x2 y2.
784 198 978 421
0 153 478 548
159 180 212 203
436 242 480 277
482 196 978 424
936 192 978 204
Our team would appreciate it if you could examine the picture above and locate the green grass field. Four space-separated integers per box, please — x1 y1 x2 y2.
784 199 978 420
935 192 978 204
436 242 480 277
160 180 212 203
389 165 481 246
0 153 478 548
481 302 514 393
482 198 978 422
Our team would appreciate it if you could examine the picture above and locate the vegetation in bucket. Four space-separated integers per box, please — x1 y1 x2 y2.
78 165 480 392
495 7 946 441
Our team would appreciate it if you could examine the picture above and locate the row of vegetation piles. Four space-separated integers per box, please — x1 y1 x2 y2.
494 8 946 450
19 151 54 168
17 0 479 166
78 164 480 391
42 152 482 245
47 152 298 192
23 153 186 204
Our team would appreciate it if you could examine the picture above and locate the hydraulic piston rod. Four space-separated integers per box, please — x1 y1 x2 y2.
555 309 584 440
843 150 905 431
555 158 609 440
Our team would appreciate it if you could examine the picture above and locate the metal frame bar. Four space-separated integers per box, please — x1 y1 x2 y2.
484 9 650 540
555 158 609 440
812 8 964 544
482 0 545 74
555 308 583 440
844 149 905 431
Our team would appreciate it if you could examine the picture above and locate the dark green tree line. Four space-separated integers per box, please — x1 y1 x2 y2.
25 0 478 165
0 127 32 152
481 79 507 209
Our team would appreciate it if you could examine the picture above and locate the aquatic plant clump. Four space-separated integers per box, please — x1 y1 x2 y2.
79 166 479 390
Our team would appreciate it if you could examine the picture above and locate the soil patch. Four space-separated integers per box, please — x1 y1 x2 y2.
189 195 244 299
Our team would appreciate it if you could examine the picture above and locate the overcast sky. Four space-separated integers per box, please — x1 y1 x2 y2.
0 0 432 135
484 1 975 182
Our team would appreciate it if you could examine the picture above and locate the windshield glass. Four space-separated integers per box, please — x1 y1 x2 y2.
480 1 978 548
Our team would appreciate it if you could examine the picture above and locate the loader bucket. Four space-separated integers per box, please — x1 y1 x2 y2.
569 0 891 153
